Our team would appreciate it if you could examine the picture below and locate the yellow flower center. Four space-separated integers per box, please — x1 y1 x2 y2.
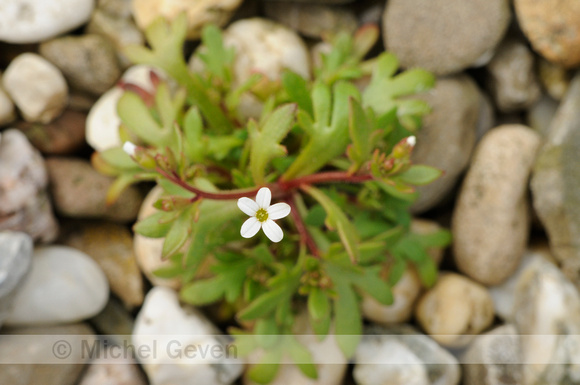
255 208 269 222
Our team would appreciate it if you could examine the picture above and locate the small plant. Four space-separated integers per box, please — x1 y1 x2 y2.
93 14 451 383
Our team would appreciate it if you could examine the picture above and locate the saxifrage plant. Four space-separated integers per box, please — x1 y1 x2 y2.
92 14 451 383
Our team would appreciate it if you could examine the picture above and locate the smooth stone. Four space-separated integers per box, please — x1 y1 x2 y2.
537 58 571 101
0 231 33 328
515 0 580 68
61 221 144 308
14 109 87 155
90 297 135 340
39 35 121 96
263 2 358 38
0 130 59 242
86 8 144 68
489 246 555 321
354 325 460 385
531 72 580 291
244 310 347 385
134 186 181 289
132 0 243 40
526 94 559 138
475 91 496 142
86 65 164 151
461 324 523 385
415 273 494 348
2 53 68 124
383 0 511 76
5 246 109 326
78 347 148 385
46 157 143 223
486 37 541 112
0 323 95 385
0 78 15 126
453 125 541 285
0 1 94 44
410 74 480 213
0 190 59 243
513 251 580 384
133 286 244 385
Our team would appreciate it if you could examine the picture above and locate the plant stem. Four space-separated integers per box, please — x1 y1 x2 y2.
279 171 373 191
287 194 320 258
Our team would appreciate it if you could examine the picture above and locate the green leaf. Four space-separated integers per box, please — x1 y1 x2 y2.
303 186 359 263
281 71 313 116
105 173 138 205
333 280 361 358
352 267 393 305
396 165 443 185
161 207 192 258
99 147 141 171
180 276 225 305
247 349 282 384
133 211 177 238
308 288 330 321
197 23 235 82
117 91 166 146
254 318 280 349
287 336 318 379
347 98 375 168
249 104 296 184
182 106 205 162
415 257 438 288
412 229 452 248
238 286 292 321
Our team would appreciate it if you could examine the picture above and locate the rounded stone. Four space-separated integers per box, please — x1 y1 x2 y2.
132 0 243 40
0 0 94 44
46 157 143 222
515 0 580 68
383 0 511 76
39 35 122 95
5 246 109 326
410 74 481 213
2 53 68 124
537 58 571 101
452 125 541 285
415 273 495 348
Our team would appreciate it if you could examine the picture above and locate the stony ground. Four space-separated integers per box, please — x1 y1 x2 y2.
1 0 580 384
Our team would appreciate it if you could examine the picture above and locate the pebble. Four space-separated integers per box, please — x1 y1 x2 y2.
132 0 243 40
244 310 347 385
13 109 87 155
133 286 244 385
452 125 541 285
0 0 94 44
0 78 15 126
486 37 541 112
263 3 358 39
46 157 143 223
513 250 580 384
537 58 571 101
515 0 580 67
86 65 165 152
39 35 122 96
0 323 95 385
415 273 494 348
0 232 33 328
0 129 59 242
134 186 181 289
4 246 108 326
475 91 496 142
86 8 144 68
461 324 523 385
410 74 481 213
2 53 68 124
78 347 148 385
526 94 559 137
531 72 580 290
383 0 511 76
61 221 144 308
90 297 135 342
354 325 460 385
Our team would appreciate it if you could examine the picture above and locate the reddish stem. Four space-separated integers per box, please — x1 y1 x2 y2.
287 194 320 258
279 171 373 191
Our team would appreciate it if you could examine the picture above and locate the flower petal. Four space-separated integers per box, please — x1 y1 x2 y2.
241 217 261 238
237 197 259 216
262 219 283 243
267 202 291 220
256 187 271 209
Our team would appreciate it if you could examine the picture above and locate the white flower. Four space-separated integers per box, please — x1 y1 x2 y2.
406 136 416 146
237 187 291 243
123 141 137 156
